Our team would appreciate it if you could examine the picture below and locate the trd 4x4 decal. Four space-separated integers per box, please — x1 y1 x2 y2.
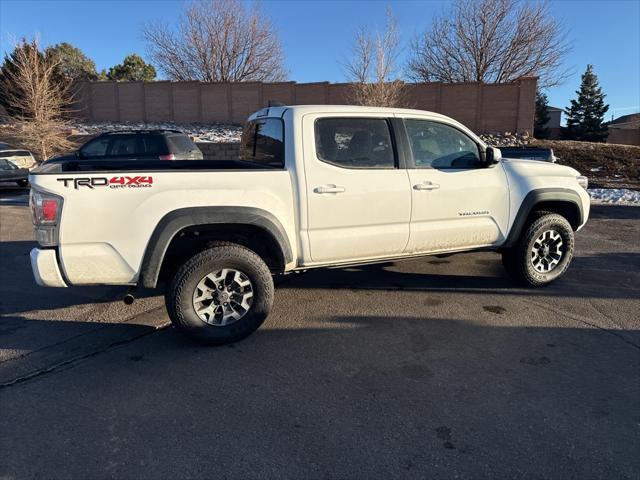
57 176 154 189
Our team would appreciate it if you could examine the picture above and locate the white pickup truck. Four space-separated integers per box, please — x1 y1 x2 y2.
29 105 590 344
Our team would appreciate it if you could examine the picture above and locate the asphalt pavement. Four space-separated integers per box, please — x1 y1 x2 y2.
0 197 639 479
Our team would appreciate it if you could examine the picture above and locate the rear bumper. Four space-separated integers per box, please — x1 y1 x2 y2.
30 248 67 287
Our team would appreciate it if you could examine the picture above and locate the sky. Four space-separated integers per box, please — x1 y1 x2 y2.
1 0 639 120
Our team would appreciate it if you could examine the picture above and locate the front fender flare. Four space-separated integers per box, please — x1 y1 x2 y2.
502 188 584 248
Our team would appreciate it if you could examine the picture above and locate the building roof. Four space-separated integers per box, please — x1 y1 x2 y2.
547 106 563 112
608 113 640 127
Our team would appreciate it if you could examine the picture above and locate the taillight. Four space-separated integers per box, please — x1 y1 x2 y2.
159 153 176 160
42 199 59 222
30 189 63 246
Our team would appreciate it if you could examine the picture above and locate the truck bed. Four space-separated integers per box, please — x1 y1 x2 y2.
29 164 296 285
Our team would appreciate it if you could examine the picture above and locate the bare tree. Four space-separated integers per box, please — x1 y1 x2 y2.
343 9 407 107
143 0 287 82
407 0 570 88
0 39 73 160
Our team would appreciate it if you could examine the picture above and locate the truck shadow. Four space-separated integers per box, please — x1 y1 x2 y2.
278 252 640 300
2 239 639 318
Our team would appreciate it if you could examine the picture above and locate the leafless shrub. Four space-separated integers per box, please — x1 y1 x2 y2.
343 9 407 107
407 0 570 88
143 0 287 82
0 39 73 160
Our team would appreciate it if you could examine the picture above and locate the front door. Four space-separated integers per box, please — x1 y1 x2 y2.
401 117 510 253
303 114 412 263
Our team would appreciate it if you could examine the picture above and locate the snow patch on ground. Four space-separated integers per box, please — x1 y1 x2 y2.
68 121 243 143
588 188 640 205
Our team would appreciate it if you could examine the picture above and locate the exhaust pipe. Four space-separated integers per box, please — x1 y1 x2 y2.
123 293 135 305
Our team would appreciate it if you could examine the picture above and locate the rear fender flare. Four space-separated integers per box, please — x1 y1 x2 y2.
139 207 292 288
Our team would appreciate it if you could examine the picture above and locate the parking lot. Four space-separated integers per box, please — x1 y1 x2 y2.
1 194 639 479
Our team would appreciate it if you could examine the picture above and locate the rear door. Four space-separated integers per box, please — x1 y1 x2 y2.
302 114 412 263
400 117 510 253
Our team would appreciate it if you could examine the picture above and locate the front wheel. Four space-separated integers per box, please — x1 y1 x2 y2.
502 212 575 287
166 243 274 345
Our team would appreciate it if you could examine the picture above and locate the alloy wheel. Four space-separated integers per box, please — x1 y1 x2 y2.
530 229 564 273
192 268 254 325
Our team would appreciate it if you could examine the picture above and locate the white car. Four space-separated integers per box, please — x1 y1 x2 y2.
28 105 590 345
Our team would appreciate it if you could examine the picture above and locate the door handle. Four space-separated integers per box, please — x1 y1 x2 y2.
314 184 346 194
413 181 440 191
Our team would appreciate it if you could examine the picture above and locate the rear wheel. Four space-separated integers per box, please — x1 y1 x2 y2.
165 243 274 345
502 212 575 287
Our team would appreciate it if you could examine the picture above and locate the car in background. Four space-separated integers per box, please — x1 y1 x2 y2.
0 158 29 187
47 130 203 163
0 149 38 170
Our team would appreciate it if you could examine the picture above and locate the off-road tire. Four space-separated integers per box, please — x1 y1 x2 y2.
165 242 274 345
502 212 575 287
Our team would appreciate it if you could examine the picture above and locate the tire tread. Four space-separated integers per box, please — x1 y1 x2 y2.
502 211 575 287
166 242 274 345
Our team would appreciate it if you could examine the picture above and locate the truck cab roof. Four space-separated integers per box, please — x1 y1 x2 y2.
249 105 457 123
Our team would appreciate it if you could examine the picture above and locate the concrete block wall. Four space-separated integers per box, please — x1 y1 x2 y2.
196 142 240 160
607 128 640 146
73 78 537 134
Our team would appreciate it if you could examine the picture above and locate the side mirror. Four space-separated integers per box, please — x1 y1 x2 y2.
485 146 502 164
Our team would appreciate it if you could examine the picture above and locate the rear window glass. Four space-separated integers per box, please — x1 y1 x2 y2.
240 118 284 168
0 159 17 169
166 134 196 153
142 136 168 155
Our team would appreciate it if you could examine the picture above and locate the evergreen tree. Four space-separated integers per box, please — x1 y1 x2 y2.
534 88 551 139
45 42 98 81
563 65 609 142
107 54 156 82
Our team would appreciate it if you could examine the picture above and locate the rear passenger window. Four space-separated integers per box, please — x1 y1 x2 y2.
142 136 168 155
80 137 109 158
315 118 395 169
240 118 284 168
